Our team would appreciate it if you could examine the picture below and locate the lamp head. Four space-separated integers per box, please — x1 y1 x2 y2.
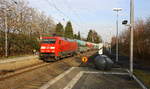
122 20 128 25
113 8 122 11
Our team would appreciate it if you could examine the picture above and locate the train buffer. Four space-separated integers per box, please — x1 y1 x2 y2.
39 67 141 89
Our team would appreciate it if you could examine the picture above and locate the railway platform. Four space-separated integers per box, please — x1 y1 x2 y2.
40 67 141 89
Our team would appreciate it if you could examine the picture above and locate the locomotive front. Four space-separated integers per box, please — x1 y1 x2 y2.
39 37 59 61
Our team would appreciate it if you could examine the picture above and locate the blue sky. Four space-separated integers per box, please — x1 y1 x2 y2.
27 0 150 42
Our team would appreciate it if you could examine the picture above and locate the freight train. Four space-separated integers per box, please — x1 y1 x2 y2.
39 36 99 61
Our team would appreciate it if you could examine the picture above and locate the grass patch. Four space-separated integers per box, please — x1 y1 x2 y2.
134 69 150 88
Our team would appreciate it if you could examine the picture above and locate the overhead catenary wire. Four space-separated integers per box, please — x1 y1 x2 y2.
46 0 69 19
65 0 83 23
44 0 66 22
64 0 99 36
44 0 82 28
64 0 85 33
50 0 81 27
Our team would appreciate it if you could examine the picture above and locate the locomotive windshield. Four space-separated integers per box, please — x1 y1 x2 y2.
41 39 56 44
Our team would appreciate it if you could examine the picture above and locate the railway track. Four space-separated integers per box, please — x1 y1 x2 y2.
0 61 49 81
0 51 97 89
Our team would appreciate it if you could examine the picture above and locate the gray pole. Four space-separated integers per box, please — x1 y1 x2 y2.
4 10 8 57
116 11 119 62
109 43 111 54
110 31 112 54
113 8 122 62
3 0 17 57
130 0 134 75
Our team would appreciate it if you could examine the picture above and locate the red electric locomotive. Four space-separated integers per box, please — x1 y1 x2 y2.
39 36 78 61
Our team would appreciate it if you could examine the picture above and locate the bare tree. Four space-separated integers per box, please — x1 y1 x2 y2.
0 0 55 57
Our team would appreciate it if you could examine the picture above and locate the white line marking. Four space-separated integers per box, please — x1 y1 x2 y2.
132 74 148 89
63 71 84 89
39 67 76 89
127 70 148 89
84 71 129 75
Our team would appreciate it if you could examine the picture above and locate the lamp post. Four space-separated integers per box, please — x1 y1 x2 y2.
130 0 134 75
4 9 8 57
109 30 112 54
122 0 134 76
113 8 122 62
62 18 65 37
4 0 17 57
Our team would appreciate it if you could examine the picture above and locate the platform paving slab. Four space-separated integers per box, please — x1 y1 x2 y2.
40 67 141 89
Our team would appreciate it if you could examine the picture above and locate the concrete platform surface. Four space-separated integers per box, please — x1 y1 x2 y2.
39 67 141 89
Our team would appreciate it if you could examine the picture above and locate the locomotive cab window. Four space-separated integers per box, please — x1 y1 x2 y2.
41 39 56 44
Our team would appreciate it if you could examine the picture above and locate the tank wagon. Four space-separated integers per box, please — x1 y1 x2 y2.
75 40 88 53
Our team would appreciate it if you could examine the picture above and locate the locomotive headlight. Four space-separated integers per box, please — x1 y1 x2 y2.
50 47 55 49
41 46 46 49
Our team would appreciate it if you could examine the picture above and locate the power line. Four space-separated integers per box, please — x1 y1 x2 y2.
64 0 86 34
44 0 67 21
44 0 82 27
45 0 70 20
65 0 83 23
